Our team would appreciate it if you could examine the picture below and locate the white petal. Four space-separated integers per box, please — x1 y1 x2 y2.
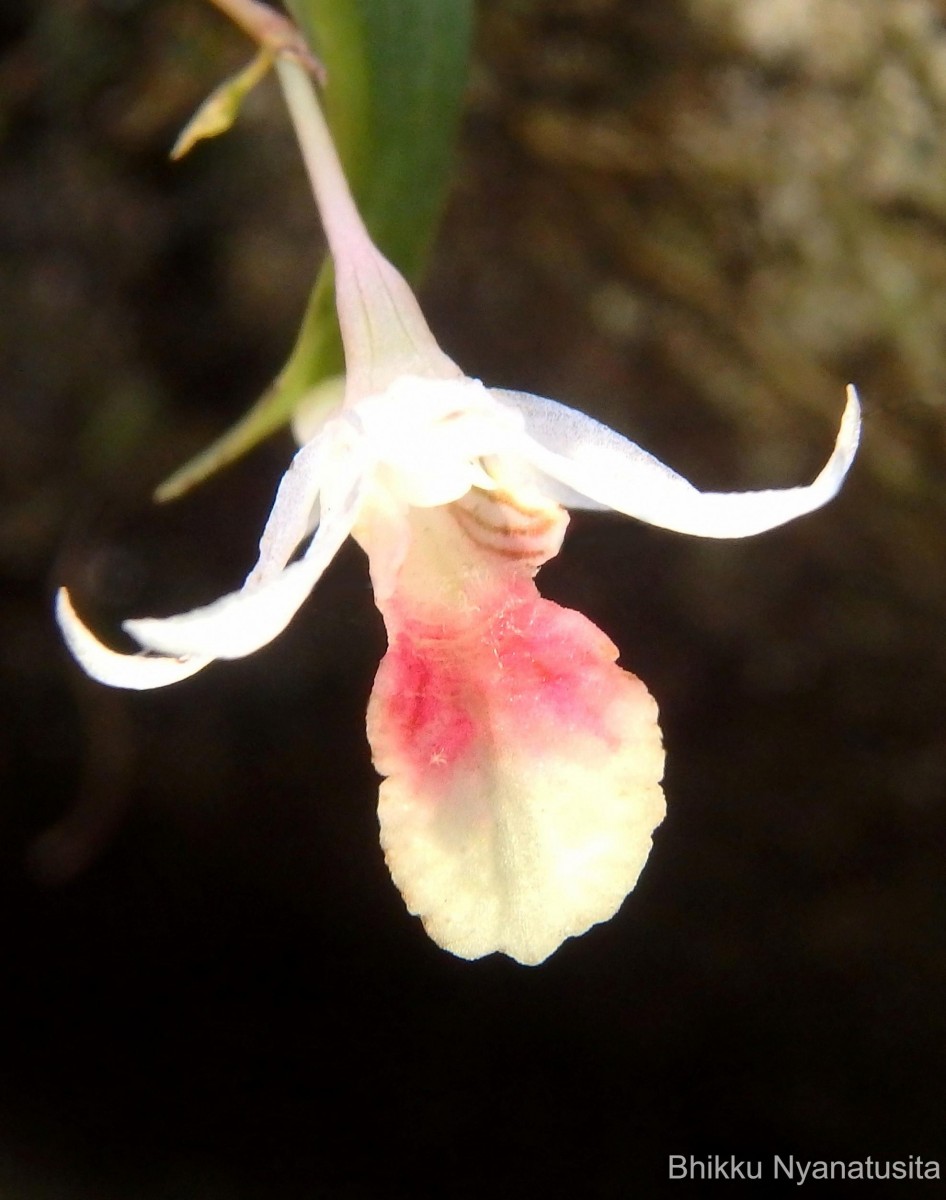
248 415 373 589
497 384 861 538
124 466 364 660
55 588 210 690
245 435 328 588
353 376 523 508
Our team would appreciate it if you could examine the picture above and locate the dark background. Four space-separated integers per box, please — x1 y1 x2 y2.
2 1 945 1195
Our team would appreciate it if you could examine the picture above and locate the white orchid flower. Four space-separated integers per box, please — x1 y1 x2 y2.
56 53 860 965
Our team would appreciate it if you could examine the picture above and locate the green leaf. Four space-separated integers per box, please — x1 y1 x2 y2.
156 0 472 501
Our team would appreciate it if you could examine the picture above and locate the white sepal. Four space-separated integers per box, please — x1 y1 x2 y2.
124 465 363 660
55 589 210 690
498 385 861 538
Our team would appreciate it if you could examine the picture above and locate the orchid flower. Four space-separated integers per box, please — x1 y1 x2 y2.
56 51 860 965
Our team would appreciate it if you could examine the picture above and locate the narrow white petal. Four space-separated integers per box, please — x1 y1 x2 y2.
124 468 364 660
55 588 210 690
245 436 327 588
497 385 861 538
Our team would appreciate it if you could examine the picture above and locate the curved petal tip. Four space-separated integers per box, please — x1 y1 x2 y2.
838 383 862 469
507 384 862 539
55 588 210 690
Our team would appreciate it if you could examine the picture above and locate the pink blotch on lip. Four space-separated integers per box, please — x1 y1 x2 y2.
372 579 636 791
